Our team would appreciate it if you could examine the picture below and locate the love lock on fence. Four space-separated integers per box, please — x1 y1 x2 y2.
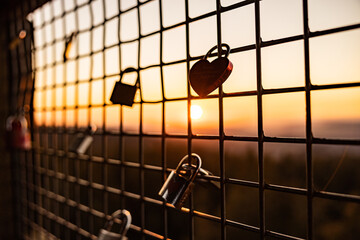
110 67 139 107
68 124 97 154
189 43 233 97
158 153 202 209
98 209 132 240
6 108 31 151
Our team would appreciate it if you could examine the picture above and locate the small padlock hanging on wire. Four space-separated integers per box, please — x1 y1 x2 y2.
5 107 31 151
68 124 97 154
110 67 139 107
158 153 202 209
98 209 132 240
63 32 76 62
189 43 233 97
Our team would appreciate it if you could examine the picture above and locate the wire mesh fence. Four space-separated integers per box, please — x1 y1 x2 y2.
6 0 360 239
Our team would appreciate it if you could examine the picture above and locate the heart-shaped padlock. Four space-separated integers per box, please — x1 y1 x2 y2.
189 44 233 97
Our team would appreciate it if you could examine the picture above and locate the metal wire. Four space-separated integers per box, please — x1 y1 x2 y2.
5 0 360 239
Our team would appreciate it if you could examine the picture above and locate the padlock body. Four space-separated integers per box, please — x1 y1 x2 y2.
189 57 233 97
98 229 127 240
110 82 137 106
158 171 192 208
77 135 93 154
12 127 31 150
8 115 31 150
69 133 94 154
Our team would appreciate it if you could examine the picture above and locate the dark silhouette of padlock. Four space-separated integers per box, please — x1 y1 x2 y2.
98 209 131 240
63 32 76 62
158 153 202 209
68 124 97 154
189 43 233 97
110 67 139 106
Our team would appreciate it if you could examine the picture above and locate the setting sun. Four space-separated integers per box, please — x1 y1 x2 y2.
191 105 203 120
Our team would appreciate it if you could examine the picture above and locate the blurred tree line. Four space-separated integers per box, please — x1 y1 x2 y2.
86 136 360 239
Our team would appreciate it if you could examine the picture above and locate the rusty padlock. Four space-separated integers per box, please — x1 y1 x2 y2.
110 67 139 106
98 209 132 240
158 153 202 209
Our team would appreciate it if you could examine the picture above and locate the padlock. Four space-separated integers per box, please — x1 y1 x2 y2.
68 124 97 154
6 109 31 151
63 32 76 62
98 209 132 240
189 43 233 97
182 163 221 189
158 153 202 209
5 114 16 150
110 67 139 106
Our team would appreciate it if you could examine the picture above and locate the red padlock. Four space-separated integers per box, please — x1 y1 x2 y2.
5 115 16 150
6 109 31 151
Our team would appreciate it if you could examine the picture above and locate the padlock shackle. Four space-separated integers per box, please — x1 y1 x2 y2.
104 209 132 237
120 67 139 86
204 43 231 60
182 163 221 189
175 153 202 182
120 67 137 75
86 124 97 135
182 163 212 176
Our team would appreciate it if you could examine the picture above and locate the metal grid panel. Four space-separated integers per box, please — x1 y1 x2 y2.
7 0 360 239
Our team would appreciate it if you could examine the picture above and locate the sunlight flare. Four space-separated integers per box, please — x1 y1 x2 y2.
191 105 203 120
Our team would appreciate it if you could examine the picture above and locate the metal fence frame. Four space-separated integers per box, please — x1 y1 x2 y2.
6 0 360 239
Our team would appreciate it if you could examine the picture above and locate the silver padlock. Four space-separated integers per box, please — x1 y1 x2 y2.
182 163 221 189
158 153 202 209
68 124 97 154
98 209 132 240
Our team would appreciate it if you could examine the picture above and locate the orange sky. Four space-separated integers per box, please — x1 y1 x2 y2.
31 0 360 138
